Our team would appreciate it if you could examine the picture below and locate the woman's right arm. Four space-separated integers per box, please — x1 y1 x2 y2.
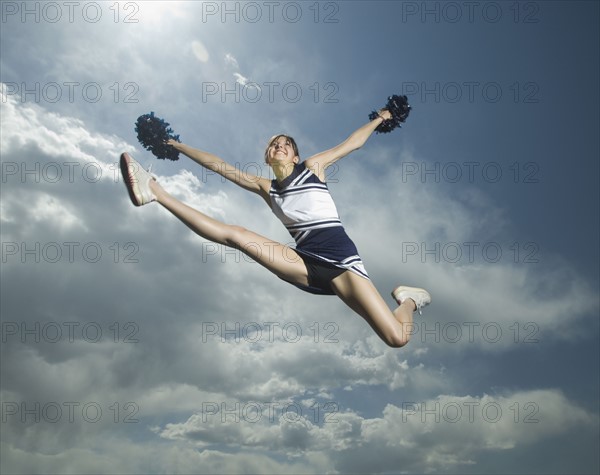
167 140 271 199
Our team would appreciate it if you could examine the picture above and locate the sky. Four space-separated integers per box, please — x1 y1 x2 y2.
0 1 599 474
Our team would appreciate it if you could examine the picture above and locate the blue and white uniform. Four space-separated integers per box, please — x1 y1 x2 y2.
270 162 369 294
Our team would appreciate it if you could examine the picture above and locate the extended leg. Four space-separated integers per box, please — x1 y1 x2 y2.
330 271 419 348
149 179 310 285
120 152 309 286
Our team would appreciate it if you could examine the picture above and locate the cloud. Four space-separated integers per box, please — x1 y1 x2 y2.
157 388 597 473
191 40 210 63
1 4 598 470
233 72 249 86
224 53 239 69
323 152 599 352
224 52 260 90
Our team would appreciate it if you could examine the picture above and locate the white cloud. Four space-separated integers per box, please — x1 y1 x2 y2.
224 53 239 69
157 388 596 473
191 40 210 63
1 84 133 166
224 52 260 90
233 72 249 86
29 193 89 233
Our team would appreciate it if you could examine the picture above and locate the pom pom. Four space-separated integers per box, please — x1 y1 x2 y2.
135 112 181 160
369 94 412 134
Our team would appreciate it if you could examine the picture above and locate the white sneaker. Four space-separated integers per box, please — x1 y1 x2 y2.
391 286 431 315
120 152 156 206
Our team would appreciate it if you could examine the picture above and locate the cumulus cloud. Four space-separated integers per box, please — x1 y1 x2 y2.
157 388 596 473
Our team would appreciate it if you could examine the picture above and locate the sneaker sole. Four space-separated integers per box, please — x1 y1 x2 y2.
120 152 144 206
391 286 431 304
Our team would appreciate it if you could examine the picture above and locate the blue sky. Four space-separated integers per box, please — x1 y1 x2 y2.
1 1 598 474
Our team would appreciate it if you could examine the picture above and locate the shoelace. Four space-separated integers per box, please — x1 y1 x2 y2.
411 298 423 316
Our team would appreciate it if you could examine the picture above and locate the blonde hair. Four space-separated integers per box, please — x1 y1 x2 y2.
264 134 300 163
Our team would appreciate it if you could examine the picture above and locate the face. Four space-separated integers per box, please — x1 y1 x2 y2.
265 135 299 165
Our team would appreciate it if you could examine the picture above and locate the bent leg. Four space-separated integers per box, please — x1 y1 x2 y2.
330 271 416 348
149 180 310 286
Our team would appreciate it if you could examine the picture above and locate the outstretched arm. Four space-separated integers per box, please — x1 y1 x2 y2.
304 109 392 182
167 140 271 199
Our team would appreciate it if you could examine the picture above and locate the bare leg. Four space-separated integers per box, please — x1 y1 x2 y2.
330 271 416 348
149 180 310 286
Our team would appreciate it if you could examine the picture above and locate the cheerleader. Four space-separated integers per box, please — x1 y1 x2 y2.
121 108 430 347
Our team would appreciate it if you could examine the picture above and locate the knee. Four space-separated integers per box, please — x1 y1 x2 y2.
384 331 410 348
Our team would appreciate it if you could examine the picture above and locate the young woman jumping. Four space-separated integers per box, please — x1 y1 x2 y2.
120 108 431 347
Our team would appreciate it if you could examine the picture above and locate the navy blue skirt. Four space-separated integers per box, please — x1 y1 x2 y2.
282 227 370 295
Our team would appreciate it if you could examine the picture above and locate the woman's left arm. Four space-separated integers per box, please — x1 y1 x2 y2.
304 109 392 181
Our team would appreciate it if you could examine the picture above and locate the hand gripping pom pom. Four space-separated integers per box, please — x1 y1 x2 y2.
135 112 181 160
368 95 412 134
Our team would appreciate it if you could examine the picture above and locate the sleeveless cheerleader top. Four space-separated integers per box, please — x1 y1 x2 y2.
269 162 369 280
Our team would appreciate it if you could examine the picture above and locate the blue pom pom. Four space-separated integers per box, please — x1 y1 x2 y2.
369 95 412 134
135 112 181 160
